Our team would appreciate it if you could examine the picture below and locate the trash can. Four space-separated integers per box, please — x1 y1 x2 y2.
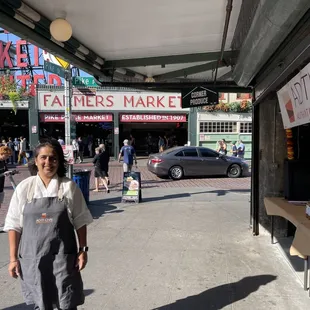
73 169 92 204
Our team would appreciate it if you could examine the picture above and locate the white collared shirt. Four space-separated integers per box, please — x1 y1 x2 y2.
4 174 93 233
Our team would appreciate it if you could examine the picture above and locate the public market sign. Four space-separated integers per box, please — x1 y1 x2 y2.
0 40 62 87
38 90 186 112
120 114 187 122
181 86 218 108
277 62 310 129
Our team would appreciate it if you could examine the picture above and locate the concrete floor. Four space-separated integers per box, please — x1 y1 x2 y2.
0 187 309 309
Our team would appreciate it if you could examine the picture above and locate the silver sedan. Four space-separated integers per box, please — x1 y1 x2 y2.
147 146 249 180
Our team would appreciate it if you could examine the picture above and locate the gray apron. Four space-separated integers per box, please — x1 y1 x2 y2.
19 178 84 310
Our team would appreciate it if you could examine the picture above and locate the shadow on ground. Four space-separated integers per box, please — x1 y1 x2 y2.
2 289 95 309
153 275 276 310
88 200 124 219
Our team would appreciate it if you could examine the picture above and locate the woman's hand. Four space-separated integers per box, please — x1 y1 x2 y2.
8 260 20 279
76 252 88 271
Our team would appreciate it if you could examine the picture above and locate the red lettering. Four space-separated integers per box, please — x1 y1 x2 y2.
34 46 39 66
16 40 27 67
74 96 84 107
86 96 94 107
147 96 155 108
48 74 62 86
157 96 165 108
106 95 114 107
95 95 104 107
34 74 44 85
124 95 134 107
43 94 51 106
17 75 30 88
0 41 13 68
169 96 176 108
52 95 63 107
177 96 182 108
135 96 146 108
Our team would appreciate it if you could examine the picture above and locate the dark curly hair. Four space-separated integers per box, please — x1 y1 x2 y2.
28 138 67 177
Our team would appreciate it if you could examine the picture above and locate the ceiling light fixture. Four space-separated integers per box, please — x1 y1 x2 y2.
50 18 72 42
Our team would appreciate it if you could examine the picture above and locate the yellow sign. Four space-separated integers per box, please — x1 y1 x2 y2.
55 56 70 69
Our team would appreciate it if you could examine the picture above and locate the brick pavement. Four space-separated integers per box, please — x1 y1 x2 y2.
0 161 250 227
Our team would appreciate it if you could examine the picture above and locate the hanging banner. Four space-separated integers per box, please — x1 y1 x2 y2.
277 62 310 129
181 86 218 108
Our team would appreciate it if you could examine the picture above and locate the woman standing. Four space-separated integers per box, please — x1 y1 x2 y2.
4 139 93 310
72 139 79 163
158 135 165 153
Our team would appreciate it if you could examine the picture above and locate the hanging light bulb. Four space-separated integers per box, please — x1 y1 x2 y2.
50 18 72 42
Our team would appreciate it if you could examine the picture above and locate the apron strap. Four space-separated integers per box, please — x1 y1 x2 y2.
26 177 37 203
58 178 64 201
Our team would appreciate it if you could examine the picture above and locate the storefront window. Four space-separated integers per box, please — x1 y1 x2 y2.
199 121 237 133
240 122 252 133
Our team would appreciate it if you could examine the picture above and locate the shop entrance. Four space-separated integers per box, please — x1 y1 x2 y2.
0 109 29 141
119 121 188 156
39 113 114 157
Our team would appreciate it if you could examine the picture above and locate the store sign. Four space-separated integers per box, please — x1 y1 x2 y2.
38 91 185 112
40 113 113 122
120 114 187 122
181 86 218 108
277 62 310 129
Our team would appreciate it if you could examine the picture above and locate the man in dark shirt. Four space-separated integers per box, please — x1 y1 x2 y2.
92 147 110 192
0 146 12 208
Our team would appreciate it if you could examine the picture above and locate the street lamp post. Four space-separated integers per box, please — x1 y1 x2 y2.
64 68 73 179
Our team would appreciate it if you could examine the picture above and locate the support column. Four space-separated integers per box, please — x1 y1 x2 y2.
188 108 197 146
257 94 288 237
28 97 39 150
114 112 120 160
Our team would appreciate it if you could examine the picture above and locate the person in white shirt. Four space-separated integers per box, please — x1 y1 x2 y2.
4 139 93 310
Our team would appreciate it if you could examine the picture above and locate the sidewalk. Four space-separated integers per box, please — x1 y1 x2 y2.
0 187 309 309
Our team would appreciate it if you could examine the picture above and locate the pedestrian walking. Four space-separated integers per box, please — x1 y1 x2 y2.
230 141 238 157
77 137 84 163
13 138 20 163
0 146 12 209
72 139 79 163
158 135 165 153
18 136 28 165
93 146 110 193
4 139 93 310
237 140 245 159
119 139 137 173
7 137 15 164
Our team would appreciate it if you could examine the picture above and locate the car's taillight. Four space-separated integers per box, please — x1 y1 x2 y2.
151 158 163 164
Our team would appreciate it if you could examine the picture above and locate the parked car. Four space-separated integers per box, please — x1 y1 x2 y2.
147 146 249 180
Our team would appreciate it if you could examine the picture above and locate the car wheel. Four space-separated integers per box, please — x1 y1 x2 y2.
169 166 184 180
227 164 242 178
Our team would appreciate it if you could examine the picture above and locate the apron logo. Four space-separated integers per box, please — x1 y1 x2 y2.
36 213 53 224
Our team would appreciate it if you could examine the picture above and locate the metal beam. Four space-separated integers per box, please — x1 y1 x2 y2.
153 61 224 81
103 51 235 69
92 79 252 93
